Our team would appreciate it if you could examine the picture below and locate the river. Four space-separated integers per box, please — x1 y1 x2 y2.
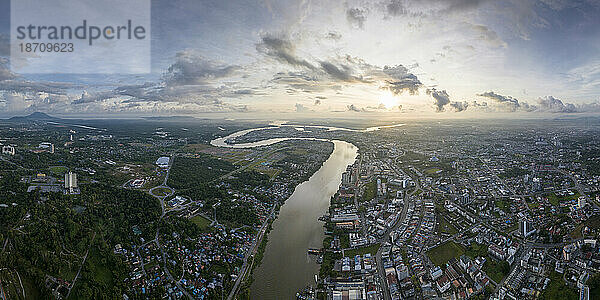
249 140 357 299
210 124 400 299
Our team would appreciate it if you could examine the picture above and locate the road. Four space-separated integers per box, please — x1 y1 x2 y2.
374 160 421 300
226 204 277 300
66 232 96 299
156 231 193 299
145 151 194 299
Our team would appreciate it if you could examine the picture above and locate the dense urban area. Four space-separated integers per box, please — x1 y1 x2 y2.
1 112 600 300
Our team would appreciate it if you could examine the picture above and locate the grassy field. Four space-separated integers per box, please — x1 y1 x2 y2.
464 243 488 258
251 166 280 179
571 215 600 238
547 191 580 207
426 241 465 267
424 168 442 175
541 271 579 300
48 165 68 175
345 244 381 257
361 180 377 202
483 258 510 283
495 199 510 213
87 247 113 286
190 215 212 231
152 187 172 196
21 274 41 300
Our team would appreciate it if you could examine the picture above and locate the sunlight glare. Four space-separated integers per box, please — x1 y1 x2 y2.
379 92 399 109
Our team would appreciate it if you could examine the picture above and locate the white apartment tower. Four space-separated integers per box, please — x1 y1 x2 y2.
65 171 78 193
2 145 15 156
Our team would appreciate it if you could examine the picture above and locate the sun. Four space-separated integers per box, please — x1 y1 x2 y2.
379 91 399 109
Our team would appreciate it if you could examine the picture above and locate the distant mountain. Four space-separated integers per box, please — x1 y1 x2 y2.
141 116 198 121
8 112 61 121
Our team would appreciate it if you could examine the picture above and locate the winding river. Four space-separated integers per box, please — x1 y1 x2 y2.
210 124 400 299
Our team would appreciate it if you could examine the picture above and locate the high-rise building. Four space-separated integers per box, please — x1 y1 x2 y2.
39 142 54 153
65 171 77 193
578 197 586 209
342 171 351 185
2 145 15 156
519 218 535 238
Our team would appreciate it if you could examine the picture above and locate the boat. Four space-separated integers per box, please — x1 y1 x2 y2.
307 248 322 255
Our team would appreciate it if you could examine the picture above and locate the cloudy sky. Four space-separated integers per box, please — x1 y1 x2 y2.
1 0 600 117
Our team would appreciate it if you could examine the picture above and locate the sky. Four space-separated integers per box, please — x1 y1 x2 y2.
1 0 600 118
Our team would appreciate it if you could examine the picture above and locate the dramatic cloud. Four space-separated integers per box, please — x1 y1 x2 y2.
450 101 469 112
319 61 363 82
270 72 335 93
536 96 576 113
381 65 422 95
72 90 119 104
256 34 315 70
478 91 533 112
427 88 451 112
0 90 72 114
164 50 240 86
2 0 600 116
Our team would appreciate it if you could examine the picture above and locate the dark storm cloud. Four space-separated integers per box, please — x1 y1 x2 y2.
536 96 576 113
450 101 469 112
381 65 422 95
164 50 240 86
346 7 367 29
427 88 451 112
256 34 316 70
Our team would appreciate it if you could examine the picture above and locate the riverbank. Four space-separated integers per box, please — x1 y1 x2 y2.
250 141 357 299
